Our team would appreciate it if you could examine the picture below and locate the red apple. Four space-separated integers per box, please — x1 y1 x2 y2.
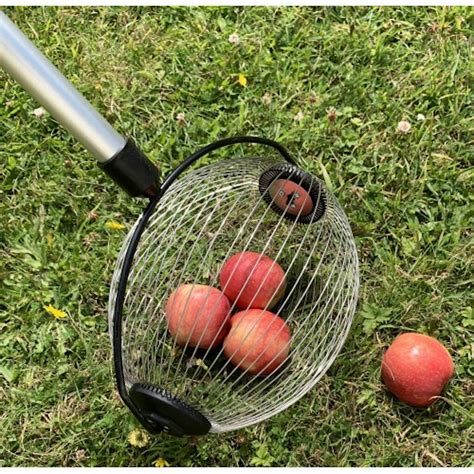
223 309 291 376
381 332 454 408
165 284 231 349
219 251 287 310
268 179 313 216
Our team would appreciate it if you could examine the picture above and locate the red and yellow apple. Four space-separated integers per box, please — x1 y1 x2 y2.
219 251 287 310
268 179 313 216
223 309 291 376
381 332 454 408
165 284 231 349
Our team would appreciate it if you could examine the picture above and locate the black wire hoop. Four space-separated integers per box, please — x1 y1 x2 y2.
111 136 296 434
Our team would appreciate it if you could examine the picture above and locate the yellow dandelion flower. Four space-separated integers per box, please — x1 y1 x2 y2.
238 74 247 87
127 428 150 448
153 458 171 467
105 220 126 230
44 304 67 319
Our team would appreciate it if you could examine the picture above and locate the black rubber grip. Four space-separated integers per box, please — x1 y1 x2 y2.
99 138 160 198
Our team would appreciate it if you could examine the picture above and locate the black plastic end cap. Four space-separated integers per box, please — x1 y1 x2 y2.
99 139 160 198
129 383 211 436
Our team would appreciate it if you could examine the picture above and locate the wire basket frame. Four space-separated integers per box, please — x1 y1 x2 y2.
109 155 359 433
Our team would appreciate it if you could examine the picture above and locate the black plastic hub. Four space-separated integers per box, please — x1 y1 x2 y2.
259 163 326 224
129 383 211 436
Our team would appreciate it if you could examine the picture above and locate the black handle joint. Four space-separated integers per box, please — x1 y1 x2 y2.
99 138 160 198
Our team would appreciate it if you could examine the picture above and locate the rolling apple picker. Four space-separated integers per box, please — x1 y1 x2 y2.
1 12 359 436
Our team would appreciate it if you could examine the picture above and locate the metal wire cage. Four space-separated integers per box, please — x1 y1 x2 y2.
108 149 359 436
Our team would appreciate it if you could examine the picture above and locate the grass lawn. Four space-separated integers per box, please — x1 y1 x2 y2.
0 6 472 467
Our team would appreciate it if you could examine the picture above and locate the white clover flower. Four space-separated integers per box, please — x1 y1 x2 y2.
397 120 411 134
176 112 187 126
228 33 240 45
294 111 305 122
416 113 426 121
33 106 46 118
262 93 272 105
327 107 337 122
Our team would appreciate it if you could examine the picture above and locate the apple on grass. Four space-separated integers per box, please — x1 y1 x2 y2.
165 284 231 349
219 251 287 310
381 332 454 408
223 309 291 376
